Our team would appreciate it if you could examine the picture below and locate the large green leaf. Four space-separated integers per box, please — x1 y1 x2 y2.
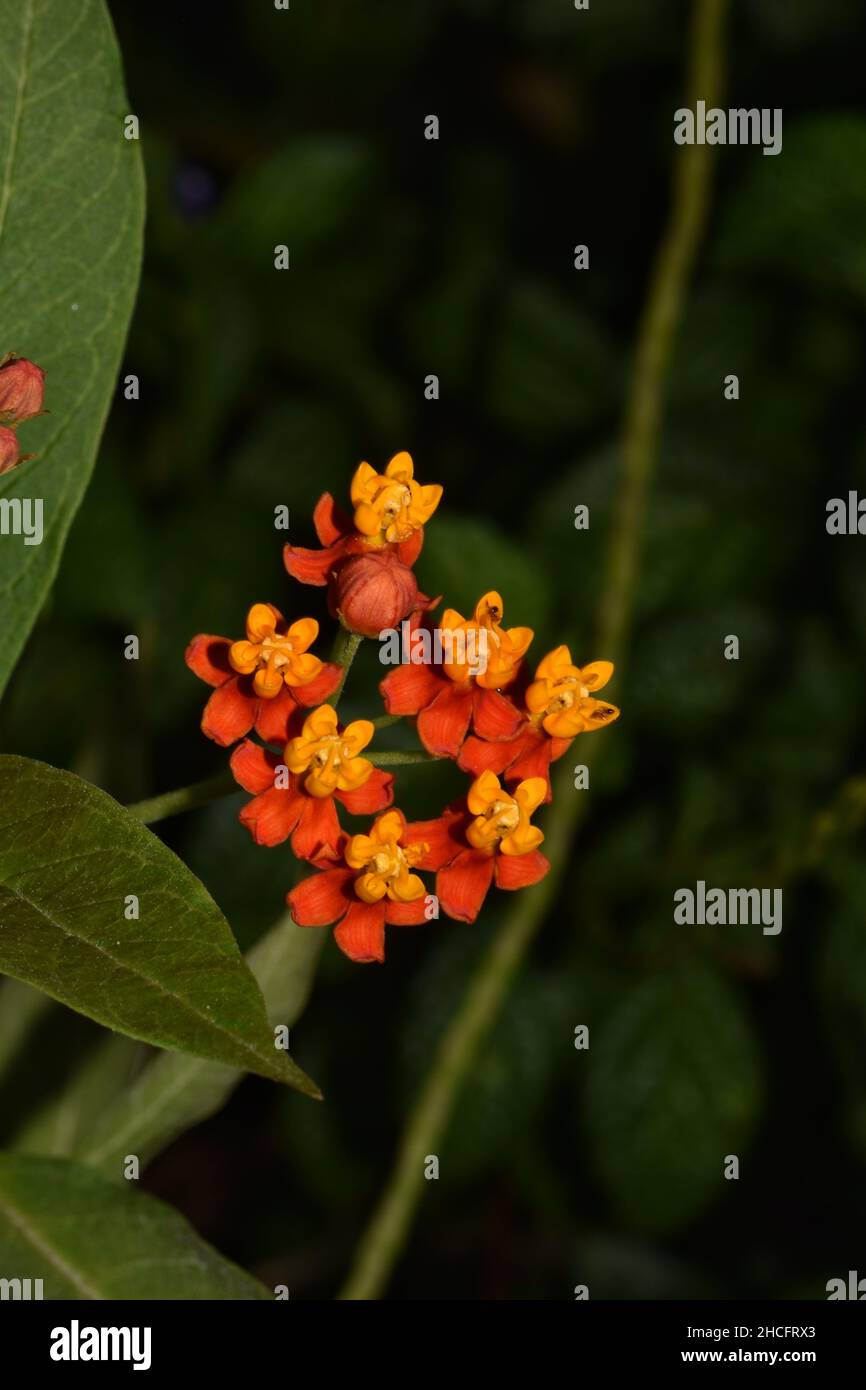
584 965 762 1232
0 756 319 1096
0 1154 268 1299
0 0 144 696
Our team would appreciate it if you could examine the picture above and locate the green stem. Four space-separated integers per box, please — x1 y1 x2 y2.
372 713 403 730
127 769 236 825
338 0 730 1302
127 627 367 826
368 750 438 767
328 628 363 707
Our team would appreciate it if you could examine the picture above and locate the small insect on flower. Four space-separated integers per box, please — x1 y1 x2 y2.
288 810 432 963
405 771 550 923
460 645 620 799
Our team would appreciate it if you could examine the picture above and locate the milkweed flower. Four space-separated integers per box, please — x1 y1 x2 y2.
283 452 441 587
185 604 341 747
0 353 45 425
460 647 619 797
405 771 549 923
230 707 393 861
380 592 532 758
287 809 431 963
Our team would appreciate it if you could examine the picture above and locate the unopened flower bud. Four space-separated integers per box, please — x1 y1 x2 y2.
334 552 421 638
0 354 45 424
0 426 19 475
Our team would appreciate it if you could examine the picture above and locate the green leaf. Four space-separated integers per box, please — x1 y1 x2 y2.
0 0 144 697
74 913 327 1177
584 965 762 1232
0 1154 268 1299
0 756 319 1096
714 116 866 307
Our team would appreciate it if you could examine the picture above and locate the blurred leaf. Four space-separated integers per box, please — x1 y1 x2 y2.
584 964 763 1231
402 922 572 1184
0 1154 268 1299
76 913 326 1177
417 510 553 635
217 138 380 265
750 0 862 49
714 116 866 307
0 0 144 696
486 280 618 438
821 860 866 1152
0 756 318 1095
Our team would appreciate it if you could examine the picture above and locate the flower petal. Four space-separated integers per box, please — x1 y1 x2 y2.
379 661 443 716
437 849 495 924
385 897 431 926
201 677 255 746
185 634 233 688
254 684 299 744
293 661 343 708
494 848 550 891
336 768 394 815
239 785 304 847
292 793 343 862
230 739 281 794
334 900 387 963
403 809 466 870
283 538 347 586
505 732 558 797
458 734 519 780
396 529 424 567
417 682 474 757
313 492 351 546
581 660 614 692
473 688 524 741
288 868 355 926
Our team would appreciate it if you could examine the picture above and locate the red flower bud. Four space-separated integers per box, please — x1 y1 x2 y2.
0 426 19 475
0 355 45 424
334 552 421 638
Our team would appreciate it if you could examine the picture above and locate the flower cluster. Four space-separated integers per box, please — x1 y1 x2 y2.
0 354 45 475
186 453 619 964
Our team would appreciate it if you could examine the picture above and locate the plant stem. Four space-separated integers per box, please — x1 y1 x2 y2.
372 713 403 730
127 627 367 826
338 0 730 1302
368 750 438 767
127 769 236 825
329 627 363 707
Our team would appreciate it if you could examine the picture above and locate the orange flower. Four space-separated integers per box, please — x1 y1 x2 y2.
380 593 533 758
284 453 441 587
185 604 341 747
230 723 393 863
405 772 550 923
288 810 432 962
460 645 619 798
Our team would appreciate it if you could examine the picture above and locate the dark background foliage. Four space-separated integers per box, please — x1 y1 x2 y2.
3 0 866 1298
